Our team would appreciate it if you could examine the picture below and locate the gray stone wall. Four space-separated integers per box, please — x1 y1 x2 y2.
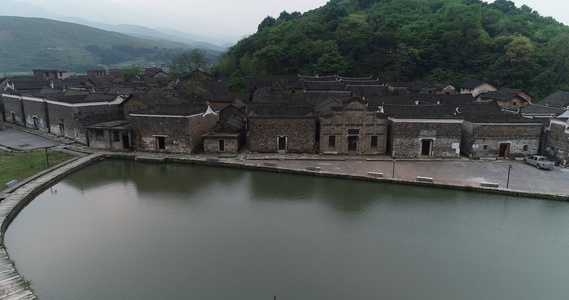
544 122 569 164
188 113 219 153
389 122 462 158
2 96 24 126
131 113 218 153
23 99 48 132
203 134 244 154
466 123 542 158
319 101 388 155
131 115 193 153
248 117 316 153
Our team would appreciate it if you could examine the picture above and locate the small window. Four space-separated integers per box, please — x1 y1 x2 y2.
371 136 378 148
483 145 488 150
329 136 336 147
219 140 225 152
113 131 120 142
523 145 529 151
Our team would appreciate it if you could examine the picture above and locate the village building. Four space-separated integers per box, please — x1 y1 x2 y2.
32 69 68 80
457 102 543 158
247 102 317 153
544 113 569 165
85 120 132 150
387 82 457 95
129 103 219 153
318 96 388 155
460 79 498 97
383 104 463 158
476 87 533 107
202 115 247 154
87 70 107 79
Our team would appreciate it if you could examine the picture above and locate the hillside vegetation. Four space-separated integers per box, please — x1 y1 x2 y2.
0 16 220 74
212 0 569 99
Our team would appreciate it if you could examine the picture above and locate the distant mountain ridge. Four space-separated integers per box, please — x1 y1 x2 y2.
0 0 238 48
0 16 224 74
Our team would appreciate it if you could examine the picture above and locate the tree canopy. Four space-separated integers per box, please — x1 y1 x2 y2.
211 0 569 100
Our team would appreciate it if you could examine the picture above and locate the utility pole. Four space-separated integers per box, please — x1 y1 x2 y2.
506 165 512 189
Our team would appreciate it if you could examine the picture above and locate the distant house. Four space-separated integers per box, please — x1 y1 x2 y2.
87 70 107 79
32 69 68 80
477 88 532 107
460 79 498 97
387 82 457 95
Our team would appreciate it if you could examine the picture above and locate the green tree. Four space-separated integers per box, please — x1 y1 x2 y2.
123 65 145 81
179 79 212 103
170 48 208 74
227 70 248 92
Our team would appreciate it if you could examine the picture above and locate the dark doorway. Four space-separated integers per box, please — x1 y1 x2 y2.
278 136 287 151
59 123 65 137
33 117 39 130
156 136 166 150
348 136 358 152
421 140 432 156
122 134 130 149
11 112 16 124
499 143 510 158
219 140 225 152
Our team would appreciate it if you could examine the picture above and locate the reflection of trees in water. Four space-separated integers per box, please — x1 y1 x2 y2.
63 160 245 197
249 171 478 214
63 160 516 215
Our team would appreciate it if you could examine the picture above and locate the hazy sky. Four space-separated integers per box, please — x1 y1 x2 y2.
9 0 569 37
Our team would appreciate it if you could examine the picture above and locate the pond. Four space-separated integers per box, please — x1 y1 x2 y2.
5 160 569 299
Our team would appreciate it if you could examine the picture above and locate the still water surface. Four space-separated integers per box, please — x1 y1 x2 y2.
5 160 569 299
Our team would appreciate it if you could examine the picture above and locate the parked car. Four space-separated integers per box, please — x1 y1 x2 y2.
523 155 554 170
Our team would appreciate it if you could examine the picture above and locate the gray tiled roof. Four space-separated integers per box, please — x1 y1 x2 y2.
539 91 569 108
248 102 314 118
131 103 213 116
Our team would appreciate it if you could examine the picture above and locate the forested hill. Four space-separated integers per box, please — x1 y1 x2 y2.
212 0 569 100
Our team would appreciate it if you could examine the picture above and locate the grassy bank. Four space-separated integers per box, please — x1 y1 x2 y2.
0 149 76 188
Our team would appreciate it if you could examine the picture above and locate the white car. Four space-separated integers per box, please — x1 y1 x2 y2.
523 155 554 170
